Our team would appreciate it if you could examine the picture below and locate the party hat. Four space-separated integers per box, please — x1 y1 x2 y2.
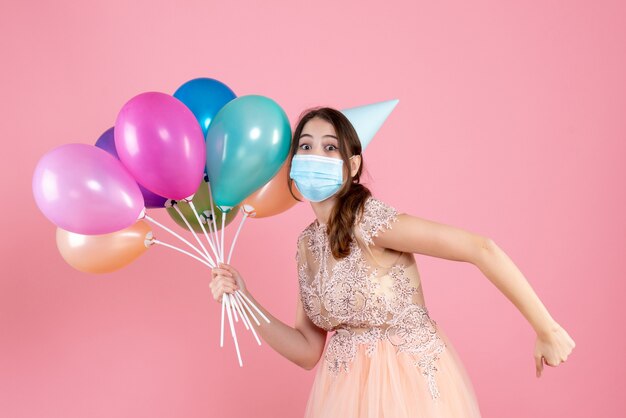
340 99 399 151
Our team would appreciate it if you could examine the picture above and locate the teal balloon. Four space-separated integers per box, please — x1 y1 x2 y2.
173 77 237 138
205 95 291 212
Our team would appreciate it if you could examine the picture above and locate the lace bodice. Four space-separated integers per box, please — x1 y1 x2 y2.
296 196 447 400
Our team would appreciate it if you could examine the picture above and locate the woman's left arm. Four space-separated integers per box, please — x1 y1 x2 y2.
372 213 576 378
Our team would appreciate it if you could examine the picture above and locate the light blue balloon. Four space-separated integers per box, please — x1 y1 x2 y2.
173 77 237 139
206 95 291 212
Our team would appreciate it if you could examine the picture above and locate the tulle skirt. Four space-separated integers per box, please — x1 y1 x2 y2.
303 326 482 418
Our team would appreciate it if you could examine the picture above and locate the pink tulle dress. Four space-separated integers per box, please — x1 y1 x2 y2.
296 196 483 417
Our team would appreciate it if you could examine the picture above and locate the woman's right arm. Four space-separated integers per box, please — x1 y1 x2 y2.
211 262 327 370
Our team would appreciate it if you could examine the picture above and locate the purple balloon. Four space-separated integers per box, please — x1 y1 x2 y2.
32 143 145 234
114 92 206 200
95 127 168 208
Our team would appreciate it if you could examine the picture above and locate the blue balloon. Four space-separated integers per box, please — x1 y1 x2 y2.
206 95 291 212
173 77 237 139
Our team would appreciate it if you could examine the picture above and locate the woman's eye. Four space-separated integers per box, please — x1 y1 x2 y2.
300 144 311 150
326 145 337 151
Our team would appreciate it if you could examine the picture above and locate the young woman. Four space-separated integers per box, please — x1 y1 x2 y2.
210 107 576 417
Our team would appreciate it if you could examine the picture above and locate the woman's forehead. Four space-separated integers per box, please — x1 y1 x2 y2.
300 118 337 139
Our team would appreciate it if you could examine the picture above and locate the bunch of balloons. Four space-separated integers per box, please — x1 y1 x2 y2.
32 77 304 367
32 73 401 366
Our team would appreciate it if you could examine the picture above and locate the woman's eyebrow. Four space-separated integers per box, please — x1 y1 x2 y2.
299 134 338 139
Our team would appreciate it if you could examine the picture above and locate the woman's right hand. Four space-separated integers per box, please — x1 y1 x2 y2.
210 262 247 303
534 322 576 378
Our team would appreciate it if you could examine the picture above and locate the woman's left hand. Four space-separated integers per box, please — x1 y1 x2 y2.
534 322 576 378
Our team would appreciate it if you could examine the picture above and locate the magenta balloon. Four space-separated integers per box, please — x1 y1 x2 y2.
32 143 145 234
114 92 206 200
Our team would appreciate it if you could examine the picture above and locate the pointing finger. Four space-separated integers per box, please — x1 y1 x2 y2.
535 356 543 378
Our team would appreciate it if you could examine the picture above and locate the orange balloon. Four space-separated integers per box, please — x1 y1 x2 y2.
242 160 303 218
56 220 152 274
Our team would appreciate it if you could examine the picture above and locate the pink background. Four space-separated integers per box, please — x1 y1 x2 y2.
1 1 624 417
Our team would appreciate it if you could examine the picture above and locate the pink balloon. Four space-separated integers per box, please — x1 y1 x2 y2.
32 143 145 234
114 92 206 200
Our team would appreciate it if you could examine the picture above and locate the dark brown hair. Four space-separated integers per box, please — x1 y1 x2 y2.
287 107 372 259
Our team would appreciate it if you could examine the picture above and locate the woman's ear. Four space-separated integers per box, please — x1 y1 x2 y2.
349 154 362 177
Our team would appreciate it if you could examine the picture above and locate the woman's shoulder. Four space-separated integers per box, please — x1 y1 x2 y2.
356 195 400 246
358 195 399 222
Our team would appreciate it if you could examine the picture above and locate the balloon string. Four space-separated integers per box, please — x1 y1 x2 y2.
236 289 271 324
224 294 243 367
220 293 226 348
206 181 237 360
172 204 215 267
203 216 220 260
206 221 219 256
227 210 249 264
230 292 249 330
187 200 221 263
234 290 260 326
207 213 223 263
234 293 261 345
230 287 239 322
221 213 226 265
144 214 211 263
151 239 213 268
205 181 261 364
147 194 254 366
207 220 219 253
206 181 223 262
231 292 262 346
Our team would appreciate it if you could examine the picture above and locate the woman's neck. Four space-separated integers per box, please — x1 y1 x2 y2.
310 198 337 226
